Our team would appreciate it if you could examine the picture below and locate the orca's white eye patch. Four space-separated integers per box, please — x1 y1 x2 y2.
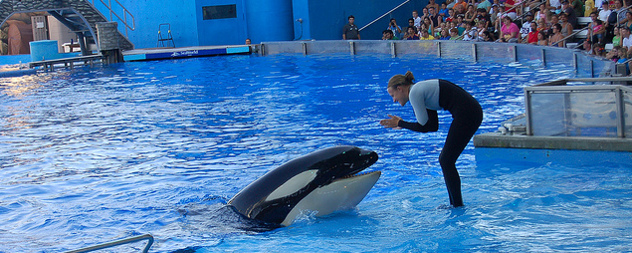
266 170 318 201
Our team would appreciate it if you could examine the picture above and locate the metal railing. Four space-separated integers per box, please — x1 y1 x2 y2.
359 0 411 31
524 78 632 138
551 26 590 47
90 0 135 37
64 234 154 253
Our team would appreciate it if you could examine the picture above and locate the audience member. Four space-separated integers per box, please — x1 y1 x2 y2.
620 26 632 55
594 0 604 11
549 23 565 47
548 0 563 17
382 29 400 40
504 0 519 20
342 15 361 40
606 45 621 61
537 18 548 32
423 17 434 34
407 18 416 31
405 26 421 40
447 0 456 9
616 46 628 63
429 7 442 27
427 0 440 11
439 3 450 21
520 13 534 41
585 0 596 17
413 10 422 29
450 28 463 39
439 28 452 39
547 14 560 35
465 5 477 22
598 1 611 21
624 11 632 30
388 18 403 38
534 7 547 21
456 14 467 34
490 5 503 26
537 30 549 45
478 0 493 12
500 16 520 42
422 8 430 20
612 26 622 47
593 43 606 56
588 11 606 43
583 39 593 52
477 20 489 40
559 13 574 36
562 1 578 27
454 0 469 14
420 28 436 39
463 21 478 40
571 0 584 17
480 30 495 41
477 8 492 29
446 8 456 22
611 0 627 27
528 22 539 44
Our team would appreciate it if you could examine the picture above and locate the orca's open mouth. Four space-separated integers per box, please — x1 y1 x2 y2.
339 170 381 180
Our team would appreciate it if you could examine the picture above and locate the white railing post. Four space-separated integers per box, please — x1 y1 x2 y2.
359 0 411 31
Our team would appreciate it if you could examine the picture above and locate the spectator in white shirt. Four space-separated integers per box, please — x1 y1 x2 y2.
599 1 612 22
620 26 632 55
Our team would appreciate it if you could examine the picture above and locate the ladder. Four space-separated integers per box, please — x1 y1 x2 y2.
157 23 175 48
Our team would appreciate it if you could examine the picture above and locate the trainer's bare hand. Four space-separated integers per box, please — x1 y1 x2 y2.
380 114 402 129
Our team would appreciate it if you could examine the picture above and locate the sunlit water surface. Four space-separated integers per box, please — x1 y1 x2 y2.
1 54 631 252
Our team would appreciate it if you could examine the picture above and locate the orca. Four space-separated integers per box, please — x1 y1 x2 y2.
227 145 380 226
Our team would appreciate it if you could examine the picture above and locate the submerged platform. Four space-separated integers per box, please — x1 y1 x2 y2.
122 45 253 62
28 54 104 71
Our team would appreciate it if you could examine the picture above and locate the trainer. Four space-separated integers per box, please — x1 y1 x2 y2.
379 71 483 207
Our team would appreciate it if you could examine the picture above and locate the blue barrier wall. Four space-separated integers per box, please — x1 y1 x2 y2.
89 0 430 47
244 0 294 43
195 0 248 46
296 0 427 41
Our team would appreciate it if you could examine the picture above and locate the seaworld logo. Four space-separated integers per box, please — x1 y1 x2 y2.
171 50 199 57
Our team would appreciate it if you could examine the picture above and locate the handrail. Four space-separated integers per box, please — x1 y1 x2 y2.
64 234 154 253
359 0 411 31
90 0 135 37
551 26 590 46
514 0 547 21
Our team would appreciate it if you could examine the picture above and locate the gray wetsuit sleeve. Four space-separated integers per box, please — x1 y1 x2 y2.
398 80 441 133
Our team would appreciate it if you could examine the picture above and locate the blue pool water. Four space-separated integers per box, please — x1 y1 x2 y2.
1 54 631 252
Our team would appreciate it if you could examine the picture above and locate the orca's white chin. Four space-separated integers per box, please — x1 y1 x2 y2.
281 170 381 226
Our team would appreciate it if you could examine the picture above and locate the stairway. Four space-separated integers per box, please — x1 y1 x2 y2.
0 0 134 54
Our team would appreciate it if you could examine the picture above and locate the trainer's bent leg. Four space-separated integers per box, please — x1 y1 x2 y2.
439 116 481 207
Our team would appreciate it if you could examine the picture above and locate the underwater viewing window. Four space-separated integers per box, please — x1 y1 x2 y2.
202 4 237 20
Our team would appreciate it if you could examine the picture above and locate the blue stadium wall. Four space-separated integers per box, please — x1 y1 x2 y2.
93 0 428 48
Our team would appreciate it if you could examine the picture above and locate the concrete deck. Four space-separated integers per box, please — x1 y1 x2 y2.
122 45 253 62
473 132 632 152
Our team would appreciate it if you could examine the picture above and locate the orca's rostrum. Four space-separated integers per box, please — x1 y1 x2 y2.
227 145 380 226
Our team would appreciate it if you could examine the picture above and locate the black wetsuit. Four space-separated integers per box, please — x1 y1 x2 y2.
397 79 483 207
